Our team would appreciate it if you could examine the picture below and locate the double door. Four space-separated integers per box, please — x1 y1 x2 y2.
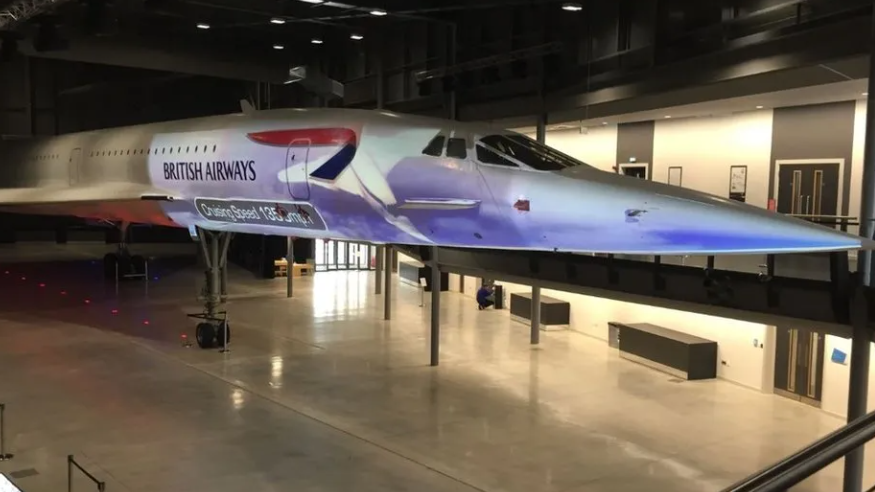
315 239 375 271
776 162 839 219
774 326 824 408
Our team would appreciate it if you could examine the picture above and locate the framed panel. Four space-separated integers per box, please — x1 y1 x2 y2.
667 166 682 187
729 165 748 202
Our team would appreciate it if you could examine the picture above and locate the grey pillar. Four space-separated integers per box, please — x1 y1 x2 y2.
531 286 541 345
375 245 383 295
286 237 294 298
208 232 220 318
459 274 465 294
844 3 875 488
430 246 441 366
536 113 547 144
383 246 392 320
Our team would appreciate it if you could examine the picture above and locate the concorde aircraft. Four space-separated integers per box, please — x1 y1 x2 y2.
0 106 871 257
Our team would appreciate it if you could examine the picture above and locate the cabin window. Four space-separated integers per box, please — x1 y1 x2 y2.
446 138 467 159
476 145 517 168
479 134 585 171
422 135 445 157
195 146 199 152
212 144 217 152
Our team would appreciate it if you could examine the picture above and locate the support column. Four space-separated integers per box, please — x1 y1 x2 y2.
286 237 294 298
844 2 875 488
459 274 465 294
375 245 383 295
430 246 441 366
531 286 541 345
384 246 392 320
448 23 458 120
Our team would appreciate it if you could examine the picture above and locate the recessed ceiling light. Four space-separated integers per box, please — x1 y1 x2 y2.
756 105 764 109
664 115 671 118
196 22 210 29
270 17 286 24
864 92 869 96
350 33 363 40
300 0 324 3
601 122 608 125
369 9 387 16
311 38 323 44
273 44 284 50
561 2 582 11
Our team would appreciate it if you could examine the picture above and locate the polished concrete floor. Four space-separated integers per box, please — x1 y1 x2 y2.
0 246 872 492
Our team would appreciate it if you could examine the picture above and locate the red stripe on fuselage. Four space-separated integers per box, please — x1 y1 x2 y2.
247 128 357 147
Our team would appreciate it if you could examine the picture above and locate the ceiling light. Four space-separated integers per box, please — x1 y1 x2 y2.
300 0 324 3
756 105 763 109
270 17 286 24
561 2 582 11
369 9 387 16
864 92 869 96
196 22 210 29
664 115 671 118
601 122 608 125
311 38 323 44
273 44 284 50
350 33 363 40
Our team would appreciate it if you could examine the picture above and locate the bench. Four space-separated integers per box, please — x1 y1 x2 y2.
273 259 313 278
510 292 570 331
609 322 718 380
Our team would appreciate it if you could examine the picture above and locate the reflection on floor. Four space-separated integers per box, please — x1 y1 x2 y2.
0 251 871 492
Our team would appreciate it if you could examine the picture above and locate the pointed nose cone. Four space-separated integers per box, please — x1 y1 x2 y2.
643 183 871 254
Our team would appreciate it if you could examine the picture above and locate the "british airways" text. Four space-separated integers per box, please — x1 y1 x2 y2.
163 160 257 181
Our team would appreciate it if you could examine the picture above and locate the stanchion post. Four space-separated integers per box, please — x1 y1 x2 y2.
0 403 12 460
67 455 73 492
144 260 149 296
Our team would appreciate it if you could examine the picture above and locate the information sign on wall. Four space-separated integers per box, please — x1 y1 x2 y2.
729 165 747 202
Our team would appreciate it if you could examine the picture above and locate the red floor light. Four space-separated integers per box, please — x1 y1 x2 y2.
111 309 118 315
39 283 45 288
84 299 91 304
143 320 150 325
20 277 25 280
60 291 67 295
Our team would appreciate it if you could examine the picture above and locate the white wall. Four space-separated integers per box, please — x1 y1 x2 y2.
821 336 875 418
494 280 770 390
849 99 867 236
545 126 619 172
652 111 774 208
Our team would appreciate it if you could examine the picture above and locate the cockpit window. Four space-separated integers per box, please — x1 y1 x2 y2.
422 135 446 157
476 145 517 167
479 134 585 171
446 138 467 159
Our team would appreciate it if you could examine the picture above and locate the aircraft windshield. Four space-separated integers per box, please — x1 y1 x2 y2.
479 134 588 171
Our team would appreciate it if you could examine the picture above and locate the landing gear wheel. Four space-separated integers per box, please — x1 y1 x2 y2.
103 253 118 279
195 322 216 349
130 255 146 275
215 321 230 347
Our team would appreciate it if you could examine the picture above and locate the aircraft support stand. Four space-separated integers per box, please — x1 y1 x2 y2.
384 246 392 320
845 1 875 489
430 246 441 366
188 228 232 350
531 286 541 345
375 245 383 295
286 237 294 298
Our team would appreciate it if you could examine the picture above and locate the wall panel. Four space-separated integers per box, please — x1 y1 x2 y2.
546 126 618 172
652 110 773 207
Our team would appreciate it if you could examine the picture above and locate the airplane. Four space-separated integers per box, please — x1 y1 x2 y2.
0 105 872 267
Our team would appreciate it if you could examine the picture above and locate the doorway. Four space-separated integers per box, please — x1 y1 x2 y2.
315 239 376 272
618 163 649 180
68 147 82 185
286 139 311 201
774 326 824 408
774 160 842 221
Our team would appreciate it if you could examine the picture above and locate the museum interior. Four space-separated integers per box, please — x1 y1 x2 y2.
1 0 875 491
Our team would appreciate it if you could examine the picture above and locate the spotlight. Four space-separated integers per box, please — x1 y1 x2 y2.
350 33 363 40
311 38 323 44
196 22 210 29
369 9 387 16
561 3 582 11
270 17 286 24
273 44 285 50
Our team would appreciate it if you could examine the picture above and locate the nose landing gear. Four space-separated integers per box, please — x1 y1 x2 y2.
101 221 147 280
187 228 233 350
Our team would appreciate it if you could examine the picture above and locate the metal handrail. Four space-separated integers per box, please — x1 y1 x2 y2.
750 419 875 491
720 409 875 491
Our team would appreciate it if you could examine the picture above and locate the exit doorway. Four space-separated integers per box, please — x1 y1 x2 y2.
618 163 649 180
774 326 824 408
774 159 842 221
